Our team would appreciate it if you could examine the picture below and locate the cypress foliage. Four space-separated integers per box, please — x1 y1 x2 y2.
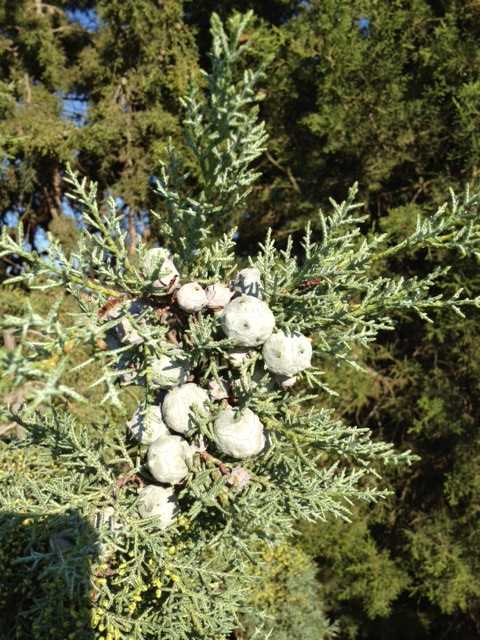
307 244 480 639
74 0 198 234
3 11 480 640
191 1 480 245
3 3 480 639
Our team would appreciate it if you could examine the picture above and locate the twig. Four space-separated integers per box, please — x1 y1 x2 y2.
3 330 16 351
127 209 137 256
115 473 144 489
199 451 230 477
265 151 300 193
24 73 32 104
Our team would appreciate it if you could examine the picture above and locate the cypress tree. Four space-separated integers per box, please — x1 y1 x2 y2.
3 3 480 638
3 12 479 639
0 1 92 234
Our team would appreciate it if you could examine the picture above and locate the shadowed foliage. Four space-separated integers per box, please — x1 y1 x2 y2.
0 510 98 640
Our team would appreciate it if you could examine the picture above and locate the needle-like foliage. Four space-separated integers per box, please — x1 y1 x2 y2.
1 11 480 640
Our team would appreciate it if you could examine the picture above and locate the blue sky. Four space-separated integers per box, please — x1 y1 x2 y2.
61 94 89 125
65 8 99 32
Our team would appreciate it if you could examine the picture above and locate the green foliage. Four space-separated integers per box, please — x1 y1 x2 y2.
244 542 338 640
5 11 478 639
406 512 480 615
0 506 96 640
180 16 266 231
153 10 268 261
0 0 81 224
309 238 480 637
3 3 480 639
0 410 257 639
210 0 480 244
0 0 198 244
76 0 198 210
0 286 138 431
5 0 480 248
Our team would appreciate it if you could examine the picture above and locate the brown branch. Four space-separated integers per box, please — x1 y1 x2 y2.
43 185 59 218
40 162 62 219
142 225 151 242
297 277 323 291
127 209 137 256
24 73 32 104
52 164 62 217
265 150 300 193
3 330 16 351
199 451 230 477
115 473 144 489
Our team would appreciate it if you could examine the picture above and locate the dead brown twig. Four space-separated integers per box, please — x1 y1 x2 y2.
199 451 230 477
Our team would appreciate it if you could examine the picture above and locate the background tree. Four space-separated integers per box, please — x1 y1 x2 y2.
0 1 91 241
74 0 198 252
0 0 198 256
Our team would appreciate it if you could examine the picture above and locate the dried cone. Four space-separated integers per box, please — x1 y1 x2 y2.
227 467 251 490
